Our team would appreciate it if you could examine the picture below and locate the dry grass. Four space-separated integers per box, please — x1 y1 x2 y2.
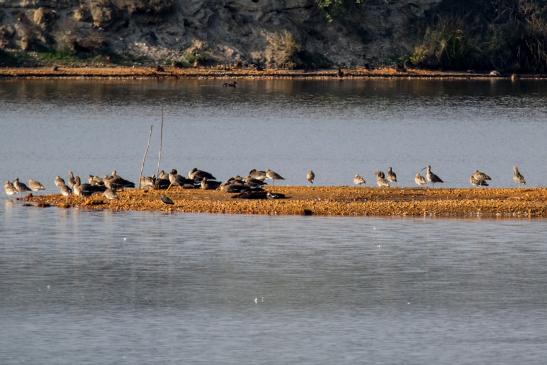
25 186 547 218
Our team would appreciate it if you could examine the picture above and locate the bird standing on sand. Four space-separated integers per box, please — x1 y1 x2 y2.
104 173 135 190
68 171 76 188
28 179 45 192
266 169 284 186
472 170 491 182
55 176 66 188
188 168 216 182
59 184 72 198
139 176 155 189
513 166 526 185
160 195 174 205
353 175 366 185
72 180 84 197
414 172 427 186
470 170 491 187
103 188 117 200
425 165 444 186
4 181 17 196
158 170 169 180
88 175 104 186
13 178 31 195
168 169 192 189
375 171 390 188
201 178 221 190
306 170 315 185
470 174 489 187
249 169 267 181
386 167 397 183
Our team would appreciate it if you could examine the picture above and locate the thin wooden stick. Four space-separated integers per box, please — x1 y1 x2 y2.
138 125 154 189
156 106 164 177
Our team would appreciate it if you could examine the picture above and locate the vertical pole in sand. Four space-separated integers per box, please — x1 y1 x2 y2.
156 106 164 177
138 125 153 189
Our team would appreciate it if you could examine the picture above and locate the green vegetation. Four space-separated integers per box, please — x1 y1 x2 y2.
316 0 365 22
0 49 20 66
410 21 477 70
0 49 152 67
410 0 547 73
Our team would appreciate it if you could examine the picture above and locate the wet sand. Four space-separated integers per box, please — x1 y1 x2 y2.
25 186 547 218
1 66 544 80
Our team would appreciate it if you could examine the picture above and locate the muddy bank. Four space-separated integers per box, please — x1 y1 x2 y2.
1 66 545 80
25 186 547 218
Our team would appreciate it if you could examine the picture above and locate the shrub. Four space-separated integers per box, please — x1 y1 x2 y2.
410 20 478 70
264 31 299 69
410 0 546 73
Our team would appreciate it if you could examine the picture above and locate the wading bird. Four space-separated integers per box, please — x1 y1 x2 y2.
513 166 526 186
353 175 366 185
375 171 390 188
4 181 17 197
386 167 397 183
470 174 489 187
425 165 444 186
414 172 427 186
306 170 315 185
160 195 174 205
266 169 284 186
28 179 45 192
13 178 31 196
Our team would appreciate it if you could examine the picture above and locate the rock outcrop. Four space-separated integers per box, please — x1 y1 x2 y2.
0 0 545 72
0 0 444 66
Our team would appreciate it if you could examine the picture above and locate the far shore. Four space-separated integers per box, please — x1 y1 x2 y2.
24 186 547 219
1 66 546 80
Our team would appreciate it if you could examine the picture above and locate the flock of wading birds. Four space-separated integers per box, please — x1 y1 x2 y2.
3 164 528 203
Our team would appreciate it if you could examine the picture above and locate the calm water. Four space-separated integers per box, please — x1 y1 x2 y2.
0 79 546 187
1 79 547 364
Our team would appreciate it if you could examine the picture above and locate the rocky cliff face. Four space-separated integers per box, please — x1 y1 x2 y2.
0 0 444 67
0 0 545 72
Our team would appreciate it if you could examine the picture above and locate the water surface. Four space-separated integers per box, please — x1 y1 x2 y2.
2 203 547 364
1 79 547 364
1 79 546 187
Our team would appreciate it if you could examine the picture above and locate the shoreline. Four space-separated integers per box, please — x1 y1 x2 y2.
1 66 546 80
24 186 547 219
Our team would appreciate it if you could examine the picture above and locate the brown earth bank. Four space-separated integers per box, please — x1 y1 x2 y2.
25 186 547 218
1 66 545 80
